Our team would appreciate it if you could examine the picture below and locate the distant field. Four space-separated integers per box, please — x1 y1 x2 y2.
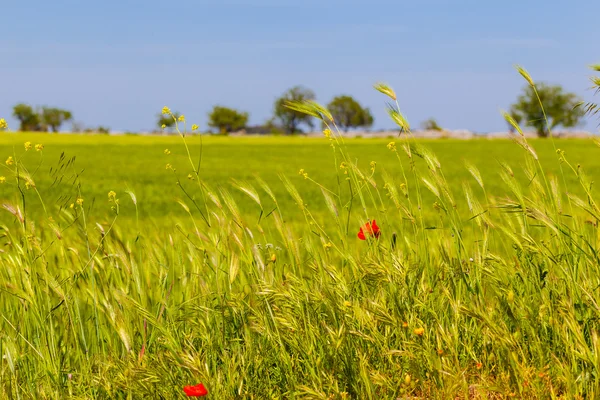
1 133 599 226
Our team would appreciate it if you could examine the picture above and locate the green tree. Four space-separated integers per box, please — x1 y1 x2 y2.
274 86 316 134
422 118 442 131
510 83 584 137
208 106 249 134
157 112 180 131
327 95 374 132
12 103 39 131
41 107 73 132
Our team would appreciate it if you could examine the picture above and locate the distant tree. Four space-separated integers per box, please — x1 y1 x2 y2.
208 106 249 134
41 107 73 132
274 86 316 134
510 83 584 137
327 95 374 132
96 126 110 134
421 118 443 131
157 112 180 131
12 103 39 131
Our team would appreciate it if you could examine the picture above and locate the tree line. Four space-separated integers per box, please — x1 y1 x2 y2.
7 83 587 137
159 86 374 135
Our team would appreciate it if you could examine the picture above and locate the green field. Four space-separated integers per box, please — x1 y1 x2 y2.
2 132 600 398
2 133 599 223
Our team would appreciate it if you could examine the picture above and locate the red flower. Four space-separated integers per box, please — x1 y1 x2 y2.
358 220 380 240
183 383 208 397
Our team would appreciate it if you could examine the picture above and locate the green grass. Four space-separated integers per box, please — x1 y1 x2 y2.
2 133 599 224
2 131 600 399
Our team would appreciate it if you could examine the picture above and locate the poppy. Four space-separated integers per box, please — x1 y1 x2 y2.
183 383 208 397
357 220 381 240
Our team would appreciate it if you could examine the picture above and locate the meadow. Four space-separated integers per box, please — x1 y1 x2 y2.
2 124 600 399
1 133 599 224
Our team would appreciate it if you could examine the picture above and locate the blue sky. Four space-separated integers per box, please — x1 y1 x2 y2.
1 0 599 133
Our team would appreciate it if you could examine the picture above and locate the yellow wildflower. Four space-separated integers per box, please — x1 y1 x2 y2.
161 106 171 115
270 254 276 263
0 118 8 130
24 142 32 151
76 197 84 206
6 156 14 166
166 163 172 170
323 128 331 138
35 144 44 151
414 327 425 336
161 124 166 129
187 173 194 180
323 242 333 249
191 124 199 131
108 191 116 201
177 115 185 122
370 161 376 172
164 149 171 155
69 203 74 209
298 169 308 179
0 176 5 183
387 142 396 151
339 162 348 174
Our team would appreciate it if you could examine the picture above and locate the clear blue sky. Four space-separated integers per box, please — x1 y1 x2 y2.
1 0 599 133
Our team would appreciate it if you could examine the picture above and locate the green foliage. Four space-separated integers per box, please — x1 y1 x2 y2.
510 83 585 137
274 86 316 134
157 112 180 131
83 126 110 134
12 103 73 132
12 103 40 131
327 95 374 132
208 105 249 134
40 107 73 132
421 117 442 131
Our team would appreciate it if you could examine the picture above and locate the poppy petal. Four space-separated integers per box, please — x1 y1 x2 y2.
357 228 366 240
183 383 208 397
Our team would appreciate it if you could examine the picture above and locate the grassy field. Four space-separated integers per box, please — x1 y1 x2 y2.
2 132 600 224
2 130 600 398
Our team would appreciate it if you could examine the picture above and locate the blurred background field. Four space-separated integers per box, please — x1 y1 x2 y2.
2 133 599 227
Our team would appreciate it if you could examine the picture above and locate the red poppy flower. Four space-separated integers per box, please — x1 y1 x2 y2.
358 220 380 240
183 383 208 397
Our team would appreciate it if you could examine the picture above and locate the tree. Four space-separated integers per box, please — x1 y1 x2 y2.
208 106 249 134
422 118 442 131
510 83 584 137
157 112 180 131
326 95 374 132
41 107 72 132
274 86 316 134
12 103 39 131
